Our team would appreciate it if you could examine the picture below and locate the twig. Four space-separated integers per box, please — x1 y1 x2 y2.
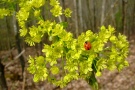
5 49 25 68
14 49 25 60
58 16 62 22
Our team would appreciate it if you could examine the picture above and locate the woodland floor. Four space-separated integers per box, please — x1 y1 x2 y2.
0 36 135 90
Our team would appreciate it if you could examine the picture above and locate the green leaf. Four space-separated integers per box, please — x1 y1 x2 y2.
96 58 107 70
96 71 101 76
20 28 27 37
59 22 68 29
110 35 116 42
50 66 59 75
50 0 59 6
64 8 72 17
36 56 45 65
0 8 11 18
50 5 62 17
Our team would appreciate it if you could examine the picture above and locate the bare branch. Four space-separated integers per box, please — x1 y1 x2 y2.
5 49 25 68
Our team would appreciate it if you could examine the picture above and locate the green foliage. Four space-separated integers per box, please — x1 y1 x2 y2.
27 24 129 88
0 8 11 18
64 8 72 17
0 0 129 89
27 56 48 82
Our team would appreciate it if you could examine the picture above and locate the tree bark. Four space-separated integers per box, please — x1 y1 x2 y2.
61 0 67 22
74 0 79 37
78 0 83 32
6 17 12 50
122 0 126 34
14 5 25 77
132 1 135 34
86 0 92 30
0 59 8 90
92 0 96 32
101 0 106 25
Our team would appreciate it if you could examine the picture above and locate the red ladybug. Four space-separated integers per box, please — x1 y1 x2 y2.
84 41 91 50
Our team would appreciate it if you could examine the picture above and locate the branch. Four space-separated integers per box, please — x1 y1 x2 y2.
5 49 25 68
58 16 62 22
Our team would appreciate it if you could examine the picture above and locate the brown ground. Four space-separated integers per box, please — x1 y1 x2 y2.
0 38 135 90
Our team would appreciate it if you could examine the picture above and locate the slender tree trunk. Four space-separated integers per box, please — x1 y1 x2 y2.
74 0 79 37
14 5 25 77
15 25 25 76
92 0 96 32
61 0 67 22
0 59 8 90
78 0 83 32
132 1 135 34
86 0 92 29
6 17 10 50
122 0 126 34
101 0 106 25
42 4 46 20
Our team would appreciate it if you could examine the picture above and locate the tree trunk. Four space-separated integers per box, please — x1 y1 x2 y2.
74 0 79 37
14 5 25 77
92 0 96 32
0 59 8 90
122 0 126 34
86 0 92 30
61 0 67 22
78 0 83 32
132 1 135 34
101 0 106 25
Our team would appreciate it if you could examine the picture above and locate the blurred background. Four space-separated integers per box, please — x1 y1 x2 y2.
0 0 135 90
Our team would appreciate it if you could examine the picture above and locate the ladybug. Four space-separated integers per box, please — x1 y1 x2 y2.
84 41 91 50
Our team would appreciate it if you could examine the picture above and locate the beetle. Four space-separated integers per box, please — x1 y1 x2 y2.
84 41 92 50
